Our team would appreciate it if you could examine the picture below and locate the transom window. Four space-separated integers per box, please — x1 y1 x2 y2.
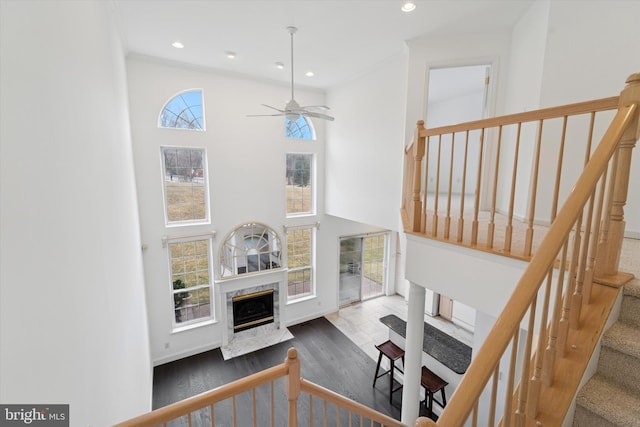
285 116 315 140
159 89 204 130
286 153 314 216
287 227 314 301
169 239 212 327
161 147 209 225
220 223 282 278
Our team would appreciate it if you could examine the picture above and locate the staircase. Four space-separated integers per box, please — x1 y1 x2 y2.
573 277 640 427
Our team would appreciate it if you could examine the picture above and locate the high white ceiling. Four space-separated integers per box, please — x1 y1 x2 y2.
113 0 534 90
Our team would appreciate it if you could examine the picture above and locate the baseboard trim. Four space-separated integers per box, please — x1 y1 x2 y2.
153 341 221 367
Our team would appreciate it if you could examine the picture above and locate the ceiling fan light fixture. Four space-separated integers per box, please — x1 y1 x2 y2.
401 2 417 12
247 26 334 122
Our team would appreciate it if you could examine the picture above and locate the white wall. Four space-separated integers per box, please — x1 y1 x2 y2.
537 0 640 236
501 1 640 234
325 53 408 231
126 58 388 364
498 0 550 220
0 1 152 425
405 236 528 318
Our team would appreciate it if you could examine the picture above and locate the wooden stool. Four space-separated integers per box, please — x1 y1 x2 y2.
373 340 405 403
421 366 448 417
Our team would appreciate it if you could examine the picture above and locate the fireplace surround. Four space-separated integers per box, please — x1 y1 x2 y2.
216 270 293 359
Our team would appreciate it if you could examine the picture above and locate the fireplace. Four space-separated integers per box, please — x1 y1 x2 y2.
232 289 274 332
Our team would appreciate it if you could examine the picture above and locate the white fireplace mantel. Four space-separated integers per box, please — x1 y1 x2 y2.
215 269 287 346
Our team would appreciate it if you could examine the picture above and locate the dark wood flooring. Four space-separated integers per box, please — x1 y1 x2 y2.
152 316 412 426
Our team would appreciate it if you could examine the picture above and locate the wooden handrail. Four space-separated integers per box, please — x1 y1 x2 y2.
300 379 405 427
419 96 619 137
435 103 637 426
114 345 410 427
116 75 638 427
113 363 290 427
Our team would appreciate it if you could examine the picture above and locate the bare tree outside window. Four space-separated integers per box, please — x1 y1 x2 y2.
162 147 209 224
159 90 204 130
286 153 313 215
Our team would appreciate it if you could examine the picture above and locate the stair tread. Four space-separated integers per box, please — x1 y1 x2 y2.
603 322 640 358
577 375 640 427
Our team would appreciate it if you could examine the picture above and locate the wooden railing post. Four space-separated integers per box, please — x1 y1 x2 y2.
597 73 640 276
414 416 437 427
284 347 301 427
411 120 427 232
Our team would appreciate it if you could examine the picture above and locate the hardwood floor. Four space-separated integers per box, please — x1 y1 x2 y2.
152 317 405 426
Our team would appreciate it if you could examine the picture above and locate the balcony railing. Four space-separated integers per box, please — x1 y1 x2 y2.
115 73 638 427
408 73 639 426
114 347 406 427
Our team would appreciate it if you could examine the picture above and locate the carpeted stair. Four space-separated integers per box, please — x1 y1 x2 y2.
573 279 640 427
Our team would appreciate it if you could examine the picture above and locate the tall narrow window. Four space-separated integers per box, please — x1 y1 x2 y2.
286 153 314 216
285 116 315 140
161 147 209 225
287 227 314 301
159 89 204 130
169 239 212 326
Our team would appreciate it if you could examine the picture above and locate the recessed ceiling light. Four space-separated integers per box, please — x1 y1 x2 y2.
305 71 314 77
172 41 184 49
401 2 416 12
225 51 236 59
275 62 285 69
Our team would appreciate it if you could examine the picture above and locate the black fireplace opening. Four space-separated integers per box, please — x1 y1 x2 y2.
232 289 274 333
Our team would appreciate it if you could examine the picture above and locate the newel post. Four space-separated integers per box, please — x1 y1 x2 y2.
414 416 438 427
598 73 640 276
284 347 300 427
411 120 427 232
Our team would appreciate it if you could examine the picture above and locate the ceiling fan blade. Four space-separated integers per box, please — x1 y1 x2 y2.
249 27 334 121
261 104 286 113
303 111 335 121
302 105 331 111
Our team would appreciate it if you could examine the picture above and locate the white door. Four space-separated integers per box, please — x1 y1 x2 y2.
425 64 491 202
339 234 387 307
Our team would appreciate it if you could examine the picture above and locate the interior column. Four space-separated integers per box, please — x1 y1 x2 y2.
401 281 426 423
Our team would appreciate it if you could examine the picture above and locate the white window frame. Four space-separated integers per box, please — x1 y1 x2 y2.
218 223 282 278
167 236 214 331
158 88 206 131
160 146 211 227
285 115 316 140
285 152 315 217
286 224 316 303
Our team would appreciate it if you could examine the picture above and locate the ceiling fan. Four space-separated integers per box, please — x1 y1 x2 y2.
248 26 334 122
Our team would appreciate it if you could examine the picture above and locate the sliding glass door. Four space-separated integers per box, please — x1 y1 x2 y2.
339 233 387 307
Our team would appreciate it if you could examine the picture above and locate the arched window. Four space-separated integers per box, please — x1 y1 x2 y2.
220 223 282 277
285 116 315 140
159 89 204 130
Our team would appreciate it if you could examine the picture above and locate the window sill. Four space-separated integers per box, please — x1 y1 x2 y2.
171 318 217 334
286 294 316 305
